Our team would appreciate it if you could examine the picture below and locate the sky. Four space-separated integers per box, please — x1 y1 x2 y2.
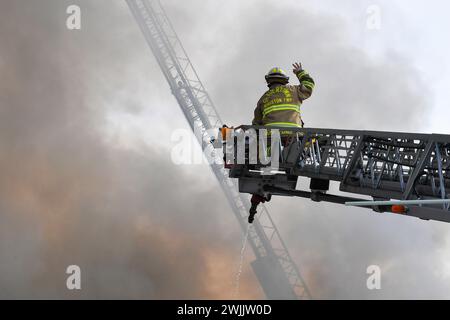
0 0 450 299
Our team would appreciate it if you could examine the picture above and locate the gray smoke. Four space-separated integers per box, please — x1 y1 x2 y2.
0 0 259 299
0 0 449 299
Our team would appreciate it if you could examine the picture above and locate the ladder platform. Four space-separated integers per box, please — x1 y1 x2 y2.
217 125 450 223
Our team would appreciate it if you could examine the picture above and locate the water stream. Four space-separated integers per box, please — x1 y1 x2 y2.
232 223 251 299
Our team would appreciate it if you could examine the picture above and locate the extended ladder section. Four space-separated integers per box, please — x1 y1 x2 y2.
126 0 311 299
219 125 450 223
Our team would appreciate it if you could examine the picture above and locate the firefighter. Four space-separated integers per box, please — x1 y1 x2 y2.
248 62 315 223
252 62 315 130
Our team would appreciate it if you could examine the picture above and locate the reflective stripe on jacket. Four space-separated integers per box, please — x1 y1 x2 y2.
252 70 315 128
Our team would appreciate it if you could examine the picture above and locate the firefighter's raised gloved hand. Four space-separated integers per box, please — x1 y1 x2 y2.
292 62 303 74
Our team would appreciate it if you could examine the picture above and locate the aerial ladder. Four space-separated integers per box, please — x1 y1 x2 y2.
216 125 450 223
126 0 311 299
